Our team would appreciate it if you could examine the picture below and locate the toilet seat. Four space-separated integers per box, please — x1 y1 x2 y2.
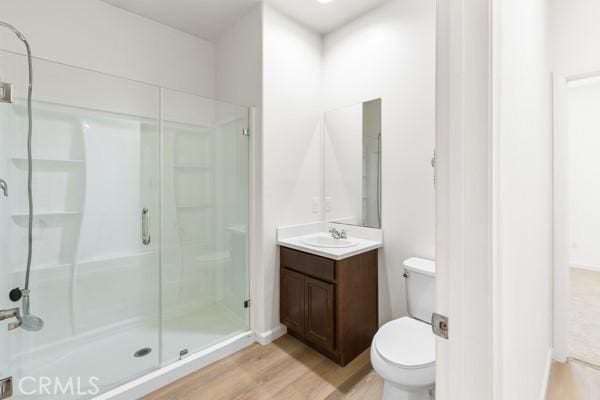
374 317 435 369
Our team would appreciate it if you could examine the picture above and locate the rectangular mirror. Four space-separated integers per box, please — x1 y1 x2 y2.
323 98 382 229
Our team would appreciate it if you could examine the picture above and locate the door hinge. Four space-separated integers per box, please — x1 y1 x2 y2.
0 377 13 399
242 128 250 137
244 299 251 309
0 82 12 104
432 313 449 340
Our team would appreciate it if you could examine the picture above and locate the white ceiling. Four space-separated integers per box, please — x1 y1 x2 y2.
101 0 390 41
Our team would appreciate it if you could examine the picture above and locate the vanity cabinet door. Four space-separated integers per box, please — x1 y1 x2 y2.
304 276 335 352
281 268 305 336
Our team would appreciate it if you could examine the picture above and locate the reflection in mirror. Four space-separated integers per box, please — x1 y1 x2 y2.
323 98 381 229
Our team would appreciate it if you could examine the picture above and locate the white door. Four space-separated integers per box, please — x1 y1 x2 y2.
435 0 495 399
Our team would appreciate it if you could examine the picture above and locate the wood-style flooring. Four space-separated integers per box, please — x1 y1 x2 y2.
569 267 600 367
142 334 600 399
143 334 383 400
547 360 600 400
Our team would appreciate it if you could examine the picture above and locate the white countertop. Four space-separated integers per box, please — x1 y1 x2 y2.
276 223 383 261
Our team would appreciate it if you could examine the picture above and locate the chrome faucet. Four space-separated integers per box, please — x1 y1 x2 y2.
329 227 348 240
0 307 22 330
0 179 7 197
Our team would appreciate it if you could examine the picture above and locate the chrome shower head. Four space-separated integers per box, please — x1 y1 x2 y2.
21 314 44 332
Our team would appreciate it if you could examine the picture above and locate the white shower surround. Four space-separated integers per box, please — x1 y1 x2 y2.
0 45 252 399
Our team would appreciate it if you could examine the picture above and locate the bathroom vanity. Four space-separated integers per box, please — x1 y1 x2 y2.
278 235 380 366
277 97 384 366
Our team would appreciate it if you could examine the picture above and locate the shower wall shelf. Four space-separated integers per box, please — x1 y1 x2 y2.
163 119 213 130
176 204 213 210
11 157 85 166
75 253 159 274
9 263 73 274
180 240 210 246
216 114 247 126
173 163 211 170
11 211 82 218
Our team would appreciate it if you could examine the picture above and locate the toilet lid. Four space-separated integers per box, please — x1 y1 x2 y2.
374 317 435 368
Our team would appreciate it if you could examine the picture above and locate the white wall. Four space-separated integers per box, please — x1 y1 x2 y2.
260 5 323 333
215 5 263 109
550 0 600 77
323 0 436 322
0 0 215 95
215 0 436 337
495 0 553 398
568 81 600 269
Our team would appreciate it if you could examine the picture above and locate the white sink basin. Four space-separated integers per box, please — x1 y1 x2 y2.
301 234 358 248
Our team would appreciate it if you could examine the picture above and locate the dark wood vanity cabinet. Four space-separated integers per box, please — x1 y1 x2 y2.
280 246 378 366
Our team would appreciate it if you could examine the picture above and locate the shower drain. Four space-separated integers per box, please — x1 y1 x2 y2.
134 347 152 358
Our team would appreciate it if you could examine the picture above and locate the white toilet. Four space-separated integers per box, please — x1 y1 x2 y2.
371 257 436 400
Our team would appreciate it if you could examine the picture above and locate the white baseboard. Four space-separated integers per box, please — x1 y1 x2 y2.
254 324 287 345
539 348 554 400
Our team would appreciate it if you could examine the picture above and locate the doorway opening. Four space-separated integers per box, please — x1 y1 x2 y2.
554 72 600 369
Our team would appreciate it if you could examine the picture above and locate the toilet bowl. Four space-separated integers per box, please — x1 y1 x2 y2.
371 317 435 400
371 258 436 400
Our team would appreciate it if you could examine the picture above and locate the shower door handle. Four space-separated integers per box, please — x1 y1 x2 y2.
142 208 151 246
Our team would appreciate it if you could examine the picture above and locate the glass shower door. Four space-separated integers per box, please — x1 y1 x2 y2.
0 51 161 398
161 89 250 364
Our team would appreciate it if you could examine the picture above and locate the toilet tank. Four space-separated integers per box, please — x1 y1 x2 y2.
404 257 436 323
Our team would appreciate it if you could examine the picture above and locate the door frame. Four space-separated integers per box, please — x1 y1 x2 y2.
552 70 600 362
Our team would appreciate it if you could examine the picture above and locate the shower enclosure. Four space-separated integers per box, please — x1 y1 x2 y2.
0 50 250 398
